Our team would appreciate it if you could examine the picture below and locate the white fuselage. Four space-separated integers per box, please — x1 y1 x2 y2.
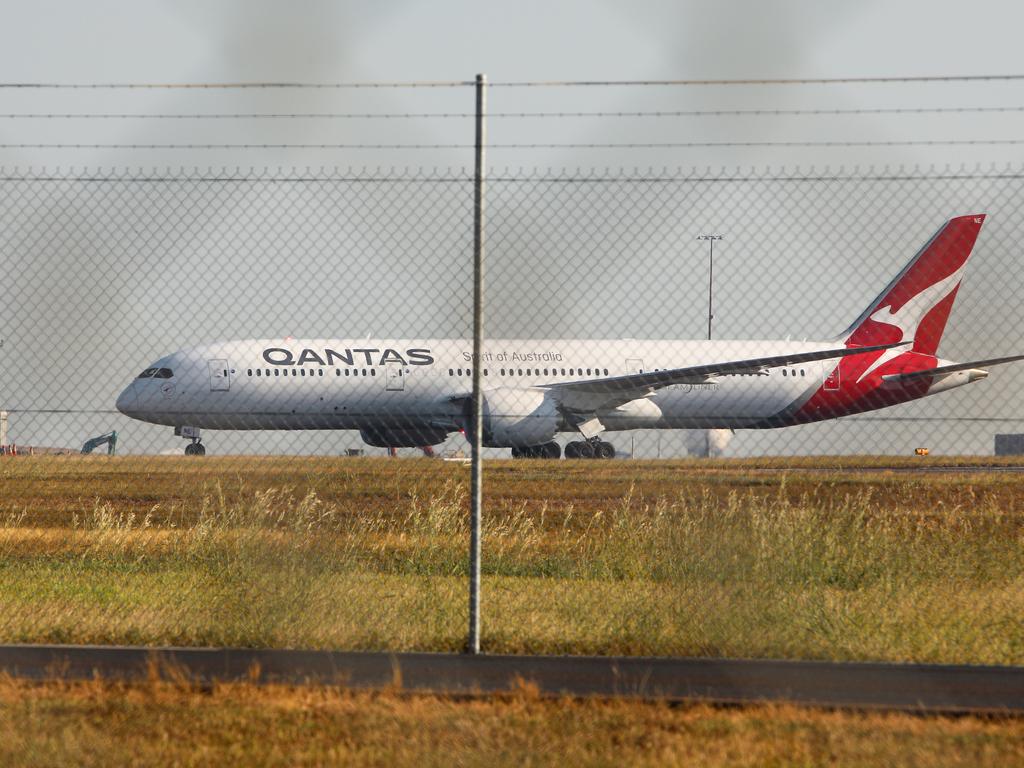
115 337 971 440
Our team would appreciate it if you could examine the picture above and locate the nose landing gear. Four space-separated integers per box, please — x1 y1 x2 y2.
175 426 207 456
184 440 206 456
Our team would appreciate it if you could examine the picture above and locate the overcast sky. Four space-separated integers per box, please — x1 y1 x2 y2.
3 1 1024 457
1 1 1024 168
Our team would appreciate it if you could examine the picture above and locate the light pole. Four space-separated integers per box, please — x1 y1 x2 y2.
696 234 723 341
697 234 723 459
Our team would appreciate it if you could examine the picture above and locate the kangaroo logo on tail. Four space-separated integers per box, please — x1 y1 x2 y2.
841 214 985 359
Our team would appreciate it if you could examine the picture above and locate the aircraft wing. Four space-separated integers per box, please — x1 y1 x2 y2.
543 341 908 414
880 354 1024 383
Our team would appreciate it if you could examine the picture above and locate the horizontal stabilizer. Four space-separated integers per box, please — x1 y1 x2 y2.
881 354 1024 383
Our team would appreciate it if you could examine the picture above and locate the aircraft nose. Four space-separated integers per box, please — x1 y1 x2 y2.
115 383 138 415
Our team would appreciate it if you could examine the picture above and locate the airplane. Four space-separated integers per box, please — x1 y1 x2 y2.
116 214 1024 458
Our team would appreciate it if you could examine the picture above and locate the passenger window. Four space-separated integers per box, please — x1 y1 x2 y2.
604 368 609 376
371 369 376 376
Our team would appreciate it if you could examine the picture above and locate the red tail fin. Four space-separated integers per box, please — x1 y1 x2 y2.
840 214 985 355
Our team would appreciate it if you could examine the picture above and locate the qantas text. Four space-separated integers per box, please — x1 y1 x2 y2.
262 347 435 367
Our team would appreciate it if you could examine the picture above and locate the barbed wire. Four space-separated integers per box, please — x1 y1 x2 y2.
0 80 473 89
3 74 1024 88
5 106 1024 120
4 139 1024 150
2 166 1022 183
493 74 1024 87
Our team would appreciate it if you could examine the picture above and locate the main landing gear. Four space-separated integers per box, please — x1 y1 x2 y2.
509 439 617 460
511 442 562 459
564 438 616 460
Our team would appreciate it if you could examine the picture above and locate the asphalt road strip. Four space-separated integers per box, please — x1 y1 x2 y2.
0 644 1022 714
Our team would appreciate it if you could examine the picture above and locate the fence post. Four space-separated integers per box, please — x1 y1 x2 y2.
468 73 486 655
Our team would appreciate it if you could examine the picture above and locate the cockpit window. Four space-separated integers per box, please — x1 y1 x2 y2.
138 367 173 379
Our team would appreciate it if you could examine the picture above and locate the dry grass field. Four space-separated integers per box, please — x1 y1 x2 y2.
0 678 1021 767
0 455 1021 663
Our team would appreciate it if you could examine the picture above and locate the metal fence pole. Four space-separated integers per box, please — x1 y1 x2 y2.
468 73 486 655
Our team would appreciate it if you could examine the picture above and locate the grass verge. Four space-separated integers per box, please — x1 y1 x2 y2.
0 678 1022 768
0 456 1021 662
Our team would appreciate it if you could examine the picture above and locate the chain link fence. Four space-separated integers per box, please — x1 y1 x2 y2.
2 165 1024 663
3 167 1024 457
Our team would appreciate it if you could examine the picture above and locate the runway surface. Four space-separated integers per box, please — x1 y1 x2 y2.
741 464 1024 474
2 644 1022 714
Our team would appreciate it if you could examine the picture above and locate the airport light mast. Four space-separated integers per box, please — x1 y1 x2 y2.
697 233 724 459
697 233 723 341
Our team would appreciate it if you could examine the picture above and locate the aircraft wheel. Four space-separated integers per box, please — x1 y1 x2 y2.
564 441 582 459
578 441 596 459
597 441 616 459
541 441 562 459
185 442 206 456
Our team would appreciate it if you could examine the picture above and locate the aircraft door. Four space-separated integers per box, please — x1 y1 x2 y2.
385 363 404 391
626 357 645 374
209 359 230 391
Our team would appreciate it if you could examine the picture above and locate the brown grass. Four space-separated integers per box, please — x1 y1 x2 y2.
3 454 1023 528
0 677 1021 767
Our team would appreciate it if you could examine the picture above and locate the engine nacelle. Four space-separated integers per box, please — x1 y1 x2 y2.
360 426 450 447
476 387 560 448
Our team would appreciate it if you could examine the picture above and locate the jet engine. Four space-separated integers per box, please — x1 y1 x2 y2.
466 388 561 448
360 426 450 447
